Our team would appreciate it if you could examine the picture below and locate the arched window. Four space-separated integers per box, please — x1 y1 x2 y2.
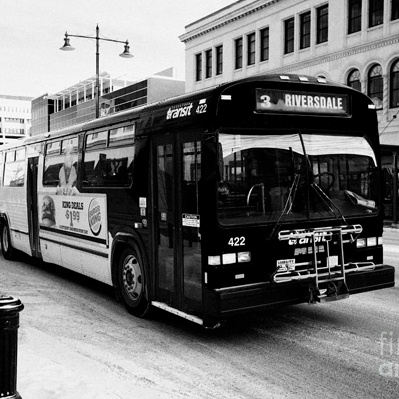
368 64 383 109
390 60 399 108
347 69 361 91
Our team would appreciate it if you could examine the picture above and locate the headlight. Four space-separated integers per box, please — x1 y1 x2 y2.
356 238 366 248
208 255 221 266
356 237 380 248
222 253 236 264
238 251 251 263
208 252 252 266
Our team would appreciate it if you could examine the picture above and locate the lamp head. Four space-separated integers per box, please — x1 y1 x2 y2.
60 33 75 51
119 41 134 58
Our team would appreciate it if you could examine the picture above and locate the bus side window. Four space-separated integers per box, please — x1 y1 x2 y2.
84 149 134 187
43 139 79 189
43 141 62 187
83 127 134 187
3 149 25 187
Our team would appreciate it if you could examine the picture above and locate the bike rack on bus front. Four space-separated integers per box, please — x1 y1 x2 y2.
271 225 376 301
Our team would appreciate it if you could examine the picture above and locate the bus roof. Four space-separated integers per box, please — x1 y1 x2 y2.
0 74 370 151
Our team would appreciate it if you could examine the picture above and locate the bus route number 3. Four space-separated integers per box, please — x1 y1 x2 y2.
228 236 245 246
260 95 272 108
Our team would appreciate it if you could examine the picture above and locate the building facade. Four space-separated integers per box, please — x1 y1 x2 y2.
0 95 32 145
31 68 185 135
180 0 399 219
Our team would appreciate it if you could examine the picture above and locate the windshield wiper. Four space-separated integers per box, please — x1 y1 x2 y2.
270 173 300 238
311 182 348 224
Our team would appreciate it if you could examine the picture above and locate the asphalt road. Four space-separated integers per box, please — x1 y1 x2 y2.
1 229 398 398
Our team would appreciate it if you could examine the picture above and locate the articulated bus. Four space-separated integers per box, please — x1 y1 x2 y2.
0 74 395 328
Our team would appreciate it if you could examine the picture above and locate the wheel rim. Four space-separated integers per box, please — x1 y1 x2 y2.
122 254 143 302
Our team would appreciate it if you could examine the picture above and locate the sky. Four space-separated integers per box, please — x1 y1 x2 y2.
0 0 235 98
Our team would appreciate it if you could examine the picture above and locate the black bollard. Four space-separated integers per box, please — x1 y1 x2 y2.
0 295 24 399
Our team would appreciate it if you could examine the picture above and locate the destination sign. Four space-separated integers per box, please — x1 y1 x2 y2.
255 89 349 116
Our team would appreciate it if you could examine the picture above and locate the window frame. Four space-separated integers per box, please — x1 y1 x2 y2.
284 17 295 54
369 0 384 27
195 53 202 82
300 11 311 49
368 64 384 109
215 45 223 76
348 0 362 34
247 32 256 66
205 49 212 79
234 37 243 70
392 0 399 21
316 4 329 44
347 69 362 92
259 27 269 62
390 60 399 108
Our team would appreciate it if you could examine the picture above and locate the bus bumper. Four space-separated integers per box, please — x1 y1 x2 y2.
204 265 395 319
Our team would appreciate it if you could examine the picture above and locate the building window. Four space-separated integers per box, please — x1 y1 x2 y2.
259 27 269 62
247 33 256 66
369 0 383 27
348 0 362 33
300 11 311 49
368 64 383 109
195 53 202 82
235 37 243 69
392 0 399 20
205 49 212 79
347 69 362 91
215 45 223 75
284 18 295 54
317 5 329 44
390 60 399 108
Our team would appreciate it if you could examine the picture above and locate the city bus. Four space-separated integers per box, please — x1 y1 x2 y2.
0 74 395 328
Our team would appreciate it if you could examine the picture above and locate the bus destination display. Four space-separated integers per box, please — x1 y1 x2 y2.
255 89 349 116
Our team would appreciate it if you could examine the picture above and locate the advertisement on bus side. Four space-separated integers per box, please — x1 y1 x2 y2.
38 192 108 244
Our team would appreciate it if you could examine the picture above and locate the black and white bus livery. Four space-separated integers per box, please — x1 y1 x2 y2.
0 74 395 328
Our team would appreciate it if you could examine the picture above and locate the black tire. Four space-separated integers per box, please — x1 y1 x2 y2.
1 221 15 260
117 245 151 317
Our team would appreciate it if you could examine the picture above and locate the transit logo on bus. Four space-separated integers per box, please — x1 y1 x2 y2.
166 103 194 120
255 89 349 116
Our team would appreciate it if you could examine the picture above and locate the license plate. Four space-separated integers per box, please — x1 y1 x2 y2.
277 259 295 272
327 255 339 267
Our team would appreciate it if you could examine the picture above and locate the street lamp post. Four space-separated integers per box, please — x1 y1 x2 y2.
60 24 133 118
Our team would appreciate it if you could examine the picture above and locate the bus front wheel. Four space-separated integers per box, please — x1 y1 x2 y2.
1 221 15 260
117 246 151 318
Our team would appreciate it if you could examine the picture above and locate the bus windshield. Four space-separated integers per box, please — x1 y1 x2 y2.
217 131 379 225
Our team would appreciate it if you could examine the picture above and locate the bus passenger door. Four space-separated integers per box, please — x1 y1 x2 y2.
154 138 176 306
27 157 41 258
153 132 202 316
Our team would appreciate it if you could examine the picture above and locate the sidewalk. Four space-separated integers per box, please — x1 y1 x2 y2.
383 217 399 227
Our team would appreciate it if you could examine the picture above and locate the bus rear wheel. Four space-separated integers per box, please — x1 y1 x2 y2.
117 246 151 318
1 221 15 260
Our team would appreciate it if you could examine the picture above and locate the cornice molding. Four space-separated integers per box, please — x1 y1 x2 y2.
180 0 280 43
271 35 399 74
